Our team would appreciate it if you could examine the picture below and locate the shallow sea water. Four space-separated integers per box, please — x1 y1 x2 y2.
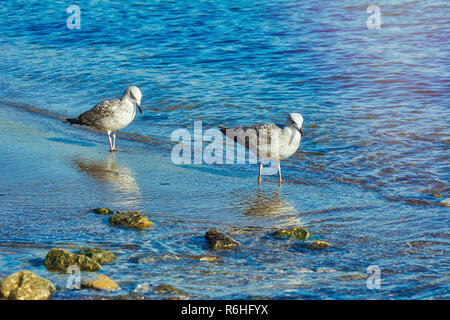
0 1 448 299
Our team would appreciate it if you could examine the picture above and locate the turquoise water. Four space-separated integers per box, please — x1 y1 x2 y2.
0 1 448 299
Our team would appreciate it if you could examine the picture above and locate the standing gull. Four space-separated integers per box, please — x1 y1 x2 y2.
66 86 143 151
220 113 304 183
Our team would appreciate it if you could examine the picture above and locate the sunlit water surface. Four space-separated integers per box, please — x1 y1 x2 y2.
0 1 448 299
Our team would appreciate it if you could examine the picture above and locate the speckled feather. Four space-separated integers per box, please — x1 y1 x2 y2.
77 99 121 126
220 114 303 161
221 123 281 149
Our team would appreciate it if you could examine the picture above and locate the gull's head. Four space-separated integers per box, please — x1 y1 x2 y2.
287 113 304 136
123 86 143 114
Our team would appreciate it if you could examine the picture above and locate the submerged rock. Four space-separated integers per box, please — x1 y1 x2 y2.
303 240 330 249
81 274 119 291
129 283 187 300
188 254 221 263
79 248 117 265
132 253 179 264
339 273 367 281
396 249 418 255
407 241 438 248
273 226 311 240
0 270 55 300
44 248 101 272
316 267 336 273
199 256 221 262
205 229 241 249
93 208 114 215
153 284 185 295
108 211 154 230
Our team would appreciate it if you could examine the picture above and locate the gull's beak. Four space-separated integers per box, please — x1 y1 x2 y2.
298 126 304 137
137 104 143 114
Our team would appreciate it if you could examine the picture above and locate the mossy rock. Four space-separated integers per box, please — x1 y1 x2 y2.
273 226 311 240
81 274 119 291
79 248 117 265
44 248 101 272
205 229 240 249
93 208 114 215
0 270 55 300
108 211 154 230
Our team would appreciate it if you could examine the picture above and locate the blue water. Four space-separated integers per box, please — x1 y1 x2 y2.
0 1 448 299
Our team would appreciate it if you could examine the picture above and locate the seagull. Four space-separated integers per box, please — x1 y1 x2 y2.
220 113 304 183
65 86 143 151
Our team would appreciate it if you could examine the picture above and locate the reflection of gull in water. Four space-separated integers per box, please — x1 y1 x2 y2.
73 153 141 206
236 186 298 218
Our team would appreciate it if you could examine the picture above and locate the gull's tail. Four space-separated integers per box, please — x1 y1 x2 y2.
219 126 228 136
64 117 84 125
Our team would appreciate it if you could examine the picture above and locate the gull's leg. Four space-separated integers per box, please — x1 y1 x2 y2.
112 131 116 150
107 131 114 152
258 162 263 184
277 162 282 184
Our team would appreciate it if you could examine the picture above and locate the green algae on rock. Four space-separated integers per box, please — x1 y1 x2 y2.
108 211 154 230
81 274 119 291
273 226 311 240
79 247 117 265
44 248 101 272
205 229 241 249
0 270 55 300
93 208 114 214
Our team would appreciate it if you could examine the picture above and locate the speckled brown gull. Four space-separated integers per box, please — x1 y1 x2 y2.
220 113 304 183
66 86 143 151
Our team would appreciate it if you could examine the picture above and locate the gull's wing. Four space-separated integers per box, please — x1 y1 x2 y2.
220 123 282 150
77 99 120 126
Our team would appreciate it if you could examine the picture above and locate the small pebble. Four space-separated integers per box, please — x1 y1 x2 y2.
93 208 113 214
